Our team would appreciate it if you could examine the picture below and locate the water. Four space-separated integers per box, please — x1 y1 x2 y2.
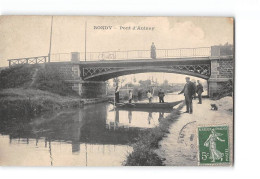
0 93 184 166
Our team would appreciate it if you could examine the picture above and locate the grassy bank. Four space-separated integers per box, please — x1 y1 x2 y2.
0 88 81 118
0 64 78 96
0 64 83 118
124 102 184 166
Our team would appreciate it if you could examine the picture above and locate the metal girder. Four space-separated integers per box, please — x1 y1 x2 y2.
170 64 210 76
83 67 123 77
82 63 211 79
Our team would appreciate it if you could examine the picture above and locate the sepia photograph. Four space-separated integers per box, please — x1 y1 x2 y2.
0 16 234 166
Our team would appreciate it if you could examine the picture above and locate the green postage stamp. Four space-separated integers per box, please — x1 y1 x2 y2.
198 125 230 165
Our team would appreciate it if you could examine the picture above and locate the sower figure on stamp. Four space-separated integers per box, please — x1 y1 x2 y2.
196 80 204 104
204 129 225 162
150 42 156 59
178 77 196 114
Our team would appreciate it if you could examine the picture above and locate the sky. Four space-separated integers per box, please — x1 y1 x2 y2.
0 16 233 84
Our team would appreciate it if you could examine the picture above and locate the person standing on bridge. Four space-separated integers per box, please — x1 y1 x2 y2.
178 77 196 114
151 42 156 59
196 80 204 104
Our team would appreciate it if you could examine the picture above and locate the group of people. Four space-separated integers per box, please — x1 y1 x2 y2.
178 77 204 114
115 76 204 112
146 89 165 103
115 87 166 104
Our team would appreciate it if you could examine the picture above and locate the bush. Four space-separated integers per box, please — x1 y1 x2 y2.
213 80 233 100
0 64 78 97
0 64 37 89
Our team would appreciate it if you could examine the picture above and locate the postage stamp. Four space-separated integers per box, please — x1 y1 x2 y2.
198 125 230 165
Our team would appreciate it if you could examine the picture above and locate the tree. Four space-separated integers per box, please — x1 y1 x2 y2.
113 77 120 87
163 79 169 86
133 76 136 83
120 76 126 88
139 79 152 89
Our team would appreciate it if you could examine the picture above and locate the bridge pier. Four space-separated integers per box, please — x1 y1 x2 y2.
208 56 234 98
81 81 107 98
68 81 83 96
44 63 108 98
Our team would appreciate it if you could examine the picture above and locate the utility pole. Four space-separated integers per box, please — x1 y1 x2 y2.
85 21 87 61
48 16 53 63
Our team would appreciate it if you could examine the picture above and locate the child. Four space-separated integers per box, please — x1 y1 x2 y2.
147 90 152 103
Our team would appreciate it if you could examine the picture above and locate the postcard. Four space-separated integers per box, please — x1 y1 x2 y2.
0 16 234 166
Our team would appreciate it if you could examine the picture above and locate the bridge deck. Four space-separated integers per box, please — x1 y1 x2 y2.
51 56 213 67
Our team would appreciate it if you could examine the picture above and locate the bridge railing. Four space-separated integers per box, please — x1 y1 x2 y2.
7 47 213 67
50 47 211 62
8 56 48 67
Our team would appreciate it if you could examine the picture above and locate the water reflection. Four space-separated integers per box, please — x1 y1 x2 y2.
106 107 168 130
0 93 183 166
158 112 164 122
128 111 132 124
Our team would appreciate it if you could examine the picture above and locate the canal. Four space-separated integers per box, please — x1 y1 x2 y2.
0 93 184 166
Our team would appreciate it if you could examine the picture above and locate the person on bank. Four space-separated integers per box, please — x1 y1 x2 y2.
178 77 196 114
151 42 156 59
158 89 165 103
128 90 133 103
115 85 120 103
147 90 153 103
196 80 204 104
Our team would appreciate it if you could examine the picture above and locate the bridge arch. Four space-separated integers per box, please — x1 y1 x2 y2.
83 66 210 81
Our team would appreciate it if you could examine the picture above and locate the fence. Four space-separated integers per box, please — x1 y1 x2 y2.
7 47 214 67
50 47 211 62
8 56 48 67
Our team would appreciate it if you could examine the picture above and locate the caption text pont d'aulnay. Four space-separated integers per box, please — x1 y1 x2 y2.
93 25 155 31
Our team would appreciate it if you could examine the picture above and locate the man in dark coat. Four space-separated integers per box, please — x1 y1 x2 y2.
158 88 165 103
178 77 196 114
196 80 204 104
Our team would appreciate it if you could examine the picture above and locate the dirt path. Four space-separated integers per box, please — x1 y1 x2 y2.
156 98 233 166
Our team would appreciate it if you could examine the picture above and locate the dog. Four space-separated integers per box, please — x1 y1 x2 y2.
210 104 218 110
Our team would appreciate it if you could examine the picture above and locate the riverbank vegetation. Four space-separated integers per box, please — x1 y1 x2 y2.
214 80 233 100
0 88 81 118
124 103 184 166
0 64 81 117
